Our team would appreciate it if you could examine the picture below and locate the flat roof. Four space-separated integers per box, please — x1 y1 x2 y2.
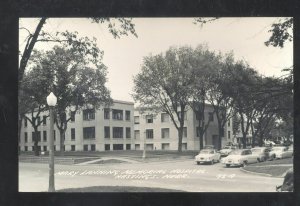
113 99 134 105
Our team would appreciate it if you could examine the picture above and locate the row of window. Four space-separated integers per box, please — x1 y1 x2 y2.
24 109 131 127
23 126 132 142
134 128 188 139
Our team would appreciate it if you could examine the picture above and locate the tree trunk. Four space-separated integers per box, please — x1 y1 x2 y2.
177 127 183 153
199 128 204 150
59 129 65 156
242 132 247 149
32 129 40 156
217 126 224 150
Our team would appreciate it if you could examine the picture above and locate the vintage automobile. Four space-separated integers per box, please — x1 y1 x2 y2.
219 145 237 157
269 146 293 160
195 149 221 165
221 149 259 167
251 147 271 162
203 145 215 150
276 168 293 192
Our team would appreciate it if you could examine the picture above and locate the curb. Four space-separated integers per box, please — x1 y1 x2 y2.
240 167 278 178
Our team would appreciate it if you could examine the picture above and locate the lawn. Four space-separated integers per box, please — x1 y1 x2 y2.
57 186 185 192
243 157 293 177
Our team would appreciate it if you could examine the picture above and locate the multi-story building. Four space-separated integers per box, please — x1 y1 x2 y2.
19 101 233 152
19 100 134 152
133 104 233 151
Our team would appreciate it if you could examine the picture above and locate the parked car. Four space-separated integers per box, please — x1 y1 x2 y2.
203 145 215 150
251 147 271 162
195 149 221 165
276 168 293 192
219 145 237 157
221 149 259 167
269 146 293 160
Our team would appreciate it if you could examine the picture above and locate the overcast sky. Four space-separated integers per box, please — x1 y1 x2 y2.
19 17 293 102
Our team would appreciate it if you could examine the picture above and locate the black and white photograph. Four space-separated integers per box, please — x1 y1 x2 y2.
17 17 293 193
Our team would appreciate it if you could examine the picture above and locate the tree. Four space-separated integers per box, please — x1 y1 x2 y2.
133 46 193 152
37 45 112 155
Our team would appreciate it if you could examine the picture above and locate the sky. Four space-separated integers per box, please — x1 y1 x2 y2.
19 17 293 102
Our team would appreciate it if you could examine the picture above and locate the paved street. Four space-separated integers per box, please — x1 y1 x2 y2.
19 159 283 192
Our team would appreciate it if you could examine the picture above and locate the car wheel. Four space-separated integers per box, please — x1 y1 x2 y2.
196 161 200 165
210 160 214 165
226 164 230 168
257 158 260 163
242 161 248 167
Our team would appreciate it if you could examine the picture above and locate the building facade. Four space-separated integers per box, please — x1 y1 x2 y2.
19 100 134 152
19 101 233 152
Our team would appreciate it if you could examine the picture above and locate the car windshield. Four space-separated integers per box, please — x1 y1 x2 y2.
200 150 213 154
251 148 262 153
229 150 242 155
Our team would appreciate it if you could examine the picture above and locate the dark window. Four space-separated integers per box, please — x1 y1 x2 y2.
24 146 28 151
53 130 56 141
36 116 40 125
161 128 169 139
24 118 27 127
134 116 140 124
126 127 131 138
162 143 170 150
71 128 75 140
83 145 88 151
25 132 28 142
71 145 75 151
146 129 154 139
146 144 154 150
71 111 76 122
43 115 47 125
209 112 214 121
126 144 131 150
83 127 95 139
104 108 110 119
182 143 187 150
105 144 110 151
183 127 187 138
135 144 140 150
227 120 230 127
228 131 231 139
113 127 123 138
134 130 140 139
104 127 110 138
113 144 123 150
146 115 153 123
43 131 47 141
91 144 96 151
83 109 95 120
125 111 130 120
43 146 47 151
112 109 123 120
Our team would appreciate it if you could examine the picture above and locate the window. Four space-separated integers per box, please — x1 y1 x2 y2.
104 127 110 138
91 144 96 151
161 128 170 139
71 145 75 151
227 120 230 127
24 118 27 127
146 115 153 123
53 130 56 141
43 115 47 125
25 132 28 142
83 109 95 120
146 144 154 150
32 131 41 142
112 109 123 120
182 143 187 150
162 143 170 150
184 112 187 120
146 129 154 139
104 108 110 119
54 146 56 151
62 145 65 151
134 116 140 124
161 113 169 122
228 131 231 139
134 130 140 139
125 111 130 121
24 146 28 151
113 144 123 150
70 111 76 122
71 128 75 140
126 144 131 150
83 145 88 151
83 127 95 139
43 131 47 142
105 144 110 151
209 112 214 121
113 127 123 138
43 146 47 151
126 127 131 138
183 127 187 138
135 144 140 150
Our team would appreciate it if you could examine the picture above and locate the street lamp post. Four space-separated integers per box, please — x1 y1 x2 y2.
47 92 57 192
